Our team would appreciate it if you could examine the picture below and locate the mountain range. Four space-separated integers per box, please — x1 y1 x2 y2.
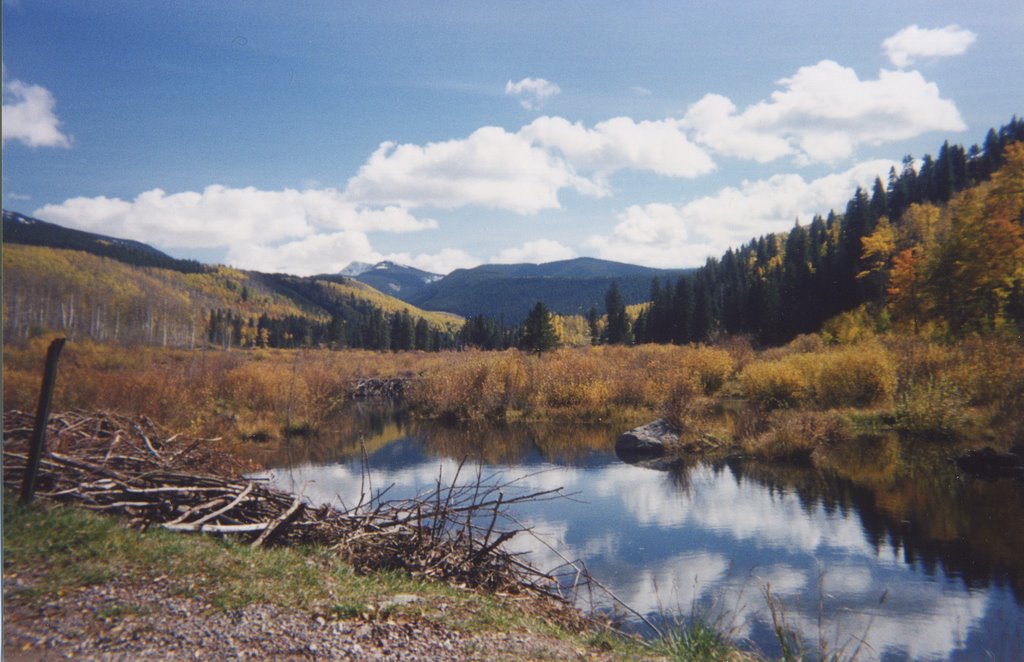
3 208 689 329
344 258 692 320
340 261 443 299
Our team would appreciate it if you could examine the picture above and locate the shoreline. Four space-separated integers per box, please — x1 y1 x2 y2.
1 409 661 661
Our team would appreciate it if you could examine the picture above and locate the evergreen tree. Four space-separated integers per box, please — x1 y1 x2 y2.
671 276 693 344
603 281 630 344
520 301 559 354
414 318 430 350
586 305 600 345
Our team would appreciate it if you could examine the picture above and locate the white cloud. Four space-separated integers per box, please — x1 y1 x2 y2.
2 68 71 148
681 94 792 163
344 126 604 214
492 239 576 264
505 77 561 110
683 60 965 163
521 115 716 179
383 248 481 275
344 115 718 217
36 185 436 249
586 159 895 268
227 231 379 275
346 56 958 220
883 24 977 68
34 185 442 276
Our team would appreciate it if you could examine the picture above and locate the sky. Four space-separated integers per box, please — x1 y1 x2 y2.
3 1 1022 276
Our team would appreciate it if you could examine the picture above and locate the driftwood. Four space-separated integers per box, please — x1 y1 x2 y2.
2 409 570 599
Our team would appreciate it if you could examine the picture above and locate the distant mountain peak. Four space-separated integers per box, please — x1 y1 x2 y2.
345 260 444 298
339 261 375 276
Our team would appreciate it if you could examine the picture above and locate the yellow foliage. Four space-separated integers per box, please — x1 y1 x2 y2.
739 358 809 409
858 216 896 280
821 306 879 345
811 343 896 408
551 314 591 347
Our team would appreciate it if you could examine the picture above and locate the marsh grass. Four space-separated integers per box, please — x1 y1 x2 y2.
4 333 1020 449
893 378 969 440
654 617 737 661
741 410 854 462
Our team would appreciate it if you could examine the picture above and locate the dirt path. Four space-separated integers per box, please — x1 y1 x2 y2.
3 573 622 661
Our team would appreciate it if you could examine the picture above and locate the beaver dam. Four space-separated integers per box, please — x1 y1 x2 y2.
1 410 586 603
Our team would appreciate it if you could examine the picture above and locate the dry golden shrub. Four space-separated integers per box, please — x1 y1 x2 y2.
413 350 530 420
739 357 809 410
810 343 896 408
821 305 879 345
713 334 756 372
3 341 414 436
885 336 956 387
224 359 310 414
616 344 676 408
741 409 853 461
786 333 826 354
686 346 735 395
893 377 968 439
534 349 615 417
951 337 1024 414
661 372 705 430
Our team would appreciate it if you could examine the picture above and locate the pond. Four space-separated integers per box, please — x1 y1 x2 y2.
253 405 1024 660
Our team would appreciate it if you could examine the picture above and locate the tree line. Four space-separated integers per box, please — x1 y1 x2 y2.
205 307 457 351
630 117 1024 346
470 118 1024 351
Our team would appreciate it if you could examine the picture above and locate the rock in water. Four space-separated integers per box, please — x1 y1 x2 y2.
615 419 680 458
954 446 1024 479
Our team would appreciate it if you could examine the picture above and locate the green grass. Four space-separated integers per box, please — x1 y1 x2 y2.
654 618 736 661
1 493 677 659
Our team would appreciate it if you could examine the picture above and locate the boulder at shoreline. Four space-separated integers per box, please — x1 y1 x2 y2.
615 418 680 457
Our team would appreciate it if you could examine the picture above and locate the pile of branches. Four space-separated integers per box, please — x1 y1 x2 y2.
2 409 568 599
350 377 411 400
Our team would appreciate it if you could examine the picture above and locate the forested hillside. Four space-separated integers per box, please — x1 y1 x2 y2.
2 243 462 351
406 258 692 320
2 210 209 274
632 118 1024 346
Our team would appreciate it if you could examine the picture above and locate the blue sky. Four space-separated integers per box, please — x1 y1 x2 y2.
3 1 1022 275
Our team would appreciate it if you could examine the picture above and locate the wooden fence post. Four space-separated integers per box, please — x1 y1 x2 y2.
20 337 66 504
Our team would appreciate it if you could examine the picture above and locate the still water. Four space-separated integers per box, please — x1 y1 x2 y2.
255 406 1024 660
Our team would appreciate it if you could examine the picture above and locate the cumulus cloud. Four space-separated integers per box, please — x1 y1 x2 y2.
346 56 960 219
344 126 604 214
505 77 561 110
520 115 716 179
683 60 965 163
2 67 71 148
34 185 440 276
344 116 718 216
586 159 895 268
36 185 436 248
491 239 576 264
227 231 379 275
383 248 481 275
883 24 977 68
